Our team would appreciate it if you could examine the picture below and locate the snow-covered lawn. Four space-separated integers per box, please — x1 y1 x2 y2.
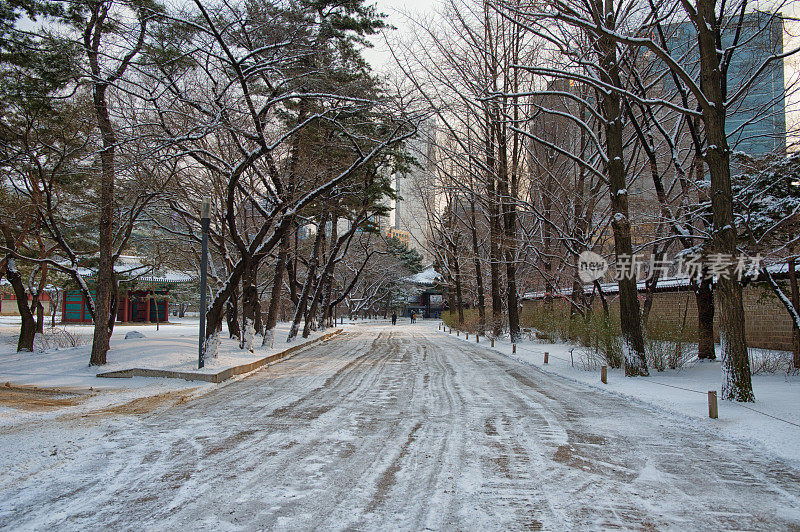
431 321 800 465
0 317 330 427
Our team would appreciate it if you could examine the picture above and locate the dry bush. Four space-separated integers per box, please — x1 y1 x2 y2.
748 348 793 375
521 305 622 369
644 317 696 372
33 328 91 352
442 309 505 337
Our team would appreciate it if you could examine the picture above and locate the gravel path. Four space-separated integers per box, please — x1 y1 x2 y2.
2 324 799 530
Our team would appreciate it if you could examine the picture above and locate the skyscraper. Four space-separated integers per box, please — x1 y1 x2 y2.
667 12 786 156
393 122 435 261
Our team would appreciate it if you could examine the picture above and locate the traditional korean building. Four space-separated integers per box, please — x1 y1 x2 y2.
62 255 193 324
402 266 445 319
0 281 56 317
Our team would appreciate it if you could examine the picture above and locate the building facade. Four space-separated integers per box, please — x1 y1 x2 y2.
393 123 435 261
667 12 786 156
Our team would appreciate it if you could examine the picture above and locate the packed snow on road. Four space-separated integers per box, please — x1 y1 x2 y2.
1 323 799 530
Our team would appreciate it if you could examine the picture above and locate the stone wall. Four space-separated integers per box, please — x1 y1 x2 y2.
522 282 794 351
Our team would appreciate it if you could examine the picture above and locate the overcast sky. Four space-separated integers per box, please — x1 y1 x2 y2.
362 0 441 73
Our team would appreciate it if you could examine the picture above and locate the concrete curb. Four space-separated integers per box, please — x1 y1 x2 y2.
97 329 344 384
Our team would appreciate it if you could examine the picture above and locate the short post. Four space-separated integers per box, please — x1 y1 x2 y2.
466 333 469 340
601 365 607 384
457 330 459 337
544 352 549 364
708 391 718 419
491 338 494 347
476 334 479 343
512 343 516 354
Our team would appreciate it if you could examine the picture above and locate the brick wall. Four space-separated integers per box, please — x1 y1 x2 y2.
522 282 794 351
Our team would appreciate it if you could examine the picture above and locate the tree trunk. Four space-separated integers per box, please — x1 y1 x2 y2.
6 263 36 352
303 221 332 338
469 197 486 334
696 276 716 359
452 244 465 325
596 0 647 376
693 155 716 360
484 108 503 336
240 259 260 351
227 285 240 340
36 301 44 333
497 129 520 342
696 0 752 401
108 275 118 337
51 289 59 328
790 258 800 369
289 212 327 341
263 232 289 347
89 80 115 366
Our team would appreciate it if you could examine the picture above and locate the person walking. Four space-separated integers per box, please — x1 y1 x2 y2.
391 312 397 326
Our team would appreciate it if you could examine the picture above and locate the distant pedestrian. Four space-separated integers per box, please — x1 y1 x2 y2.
391 312 397 325
411 313 416 324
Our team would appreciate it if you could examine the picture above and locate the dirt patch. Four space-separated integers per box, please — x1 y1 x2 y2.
97 389 199 415
203 429 259 457
0 384 93 411
367 421 423 512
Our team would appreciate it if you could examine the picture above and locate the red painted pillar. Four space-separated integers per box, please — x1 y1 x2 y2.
146 291 151 323
164 296 169 323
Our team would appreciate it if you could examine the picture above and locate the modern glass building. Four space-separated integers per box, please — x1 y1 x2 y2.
666 12 786 156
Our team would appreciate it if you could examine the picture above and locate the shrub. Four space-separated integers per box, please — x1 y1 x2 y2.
33 327 91 352
748 348 793 375
644 316 696 371
520 304 622 368
442 308 505 337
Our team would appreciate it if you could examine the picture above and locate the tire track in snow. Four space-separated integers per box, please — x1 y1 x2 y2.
1 325 800 530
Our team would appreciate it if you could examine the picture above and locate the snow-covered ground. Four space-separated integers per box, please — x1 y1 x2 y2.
432 321 800 465
0 324 798 529
0 316 331 427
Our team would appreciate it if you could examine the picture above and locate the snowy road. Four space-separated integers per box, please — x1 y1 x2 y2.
2 324 800 530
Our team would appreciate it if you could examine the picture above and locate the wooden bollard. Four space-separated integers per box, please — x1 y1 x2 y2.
708 391 718 419
601 365 607 384
466 333 469 340
544 352 549 364
476 334 479 343
491 338 495 347
457 330 459 337
512 344 516 353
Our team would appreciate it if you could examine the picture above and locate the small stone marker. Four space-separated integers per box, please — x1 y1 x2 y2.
708 391 718 419
125 331 146 339
601 365 607 384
